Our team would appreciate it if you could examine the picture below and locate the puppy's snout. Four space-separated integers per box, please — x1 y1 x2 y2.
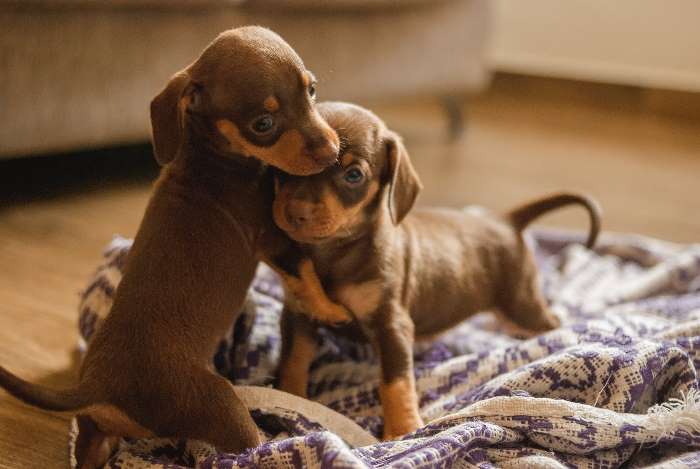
306 128 340 167
307 138 339 167
285 200 317 229
318 140 340 165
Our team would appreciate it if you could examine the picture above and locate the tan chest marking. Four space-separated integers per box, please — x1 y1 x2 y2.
335 279 383 320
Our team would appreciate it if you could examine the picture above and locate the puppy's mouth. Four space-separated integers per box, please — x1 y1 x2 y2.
306 115 341 169
304 137 340 172
272 206 340 244
286 231 333 244
281 222 339 244
215 117 339 175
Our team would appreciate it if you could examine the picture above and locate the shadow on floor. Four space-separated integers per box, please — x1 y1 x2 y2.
0 144 159 208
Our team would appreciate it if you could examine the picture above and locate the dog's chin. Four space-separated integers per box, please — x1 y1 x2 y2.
284 230 336 245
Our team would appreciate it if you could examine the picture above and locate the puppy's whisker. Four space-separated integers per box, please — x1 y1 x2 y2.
337 134 349 154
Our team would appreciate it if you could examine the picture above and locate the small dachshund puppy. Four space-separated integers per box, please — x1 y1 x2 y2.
272 102 601 440
0 27 342 468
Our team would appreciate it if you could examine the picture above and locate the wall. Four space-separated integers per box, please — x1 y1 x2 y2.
489 0 700 92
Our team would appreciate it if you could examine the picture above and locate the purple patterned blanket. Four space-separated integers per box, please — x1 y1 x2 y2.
74 228 700 468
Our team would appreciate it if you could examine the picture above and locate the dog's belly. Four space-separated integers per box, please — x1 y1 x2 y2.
411 290 491 337
405 249 500 337
403 209 512 337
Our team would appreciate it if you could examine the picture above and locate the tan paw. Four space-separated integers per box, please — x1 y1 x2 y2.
379 376 424 440
382 414 424 441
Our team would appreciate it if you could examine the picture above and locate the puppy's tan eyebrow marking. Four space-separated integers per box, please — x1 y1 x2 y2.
341 153 355 167
301 72 313 88
264 96 280 113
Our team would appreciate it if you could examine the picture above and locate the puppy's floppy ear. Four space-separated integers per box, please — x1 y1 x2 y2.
150 71 201 165
384 131 423 225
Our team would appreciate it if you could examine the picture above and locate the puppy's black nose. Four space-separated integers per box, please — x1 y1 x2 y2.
285 201 315 229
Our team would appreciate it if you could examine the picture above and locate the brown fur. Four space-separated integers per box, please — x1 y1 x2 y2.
272 101 602 440
0 27 340 468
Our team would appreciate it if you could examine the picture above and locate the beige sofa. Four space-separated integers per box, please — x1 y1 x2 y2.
0 0 490 158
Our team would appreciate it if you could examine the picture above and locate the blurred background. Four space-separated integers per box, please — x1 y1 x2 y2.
0 1 699 466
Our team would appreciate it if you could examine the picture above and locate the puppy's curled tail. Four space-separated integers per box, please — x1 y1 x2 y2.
0 365 87 411
507 192 602 248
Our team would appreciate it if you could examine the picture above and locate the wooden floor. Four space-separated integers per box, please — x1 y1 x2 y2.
0 75 698 468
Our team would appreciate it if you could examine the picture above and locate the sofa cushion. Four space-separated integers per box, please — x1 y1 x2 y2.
3 0 244 9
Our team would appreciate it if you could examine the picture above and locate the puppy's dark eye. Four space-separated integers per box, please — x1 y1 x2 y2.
343 166 364 185
309 82 317 99
251 115 275 134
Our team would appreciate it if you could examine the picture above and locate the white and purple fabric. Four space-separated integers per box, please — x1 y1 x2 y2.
74 228 700 468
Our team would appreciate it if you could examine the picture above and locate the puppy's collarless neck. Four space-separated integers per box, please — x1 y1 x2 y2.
307 230 369 253
306 231 377 278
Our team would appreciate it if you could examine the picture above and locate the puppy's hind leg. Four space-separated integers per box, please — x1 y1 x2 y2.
73 414 120 469
502 254 560 334
178 369 262 454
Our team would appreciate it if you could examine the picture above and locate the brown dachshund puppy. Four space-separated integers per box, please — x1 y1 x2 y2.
0 27 341 468
272 102 601 441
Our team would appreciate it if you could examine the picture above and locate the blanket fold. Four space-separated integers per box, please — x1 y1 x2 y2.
73 228 700 468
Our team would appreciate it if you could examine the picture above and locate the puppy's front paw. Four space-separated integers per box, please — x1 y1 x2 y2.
284 259 355 325
316 303 354 326
287 297 353 325
382 414 424 441
380 377 424 441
